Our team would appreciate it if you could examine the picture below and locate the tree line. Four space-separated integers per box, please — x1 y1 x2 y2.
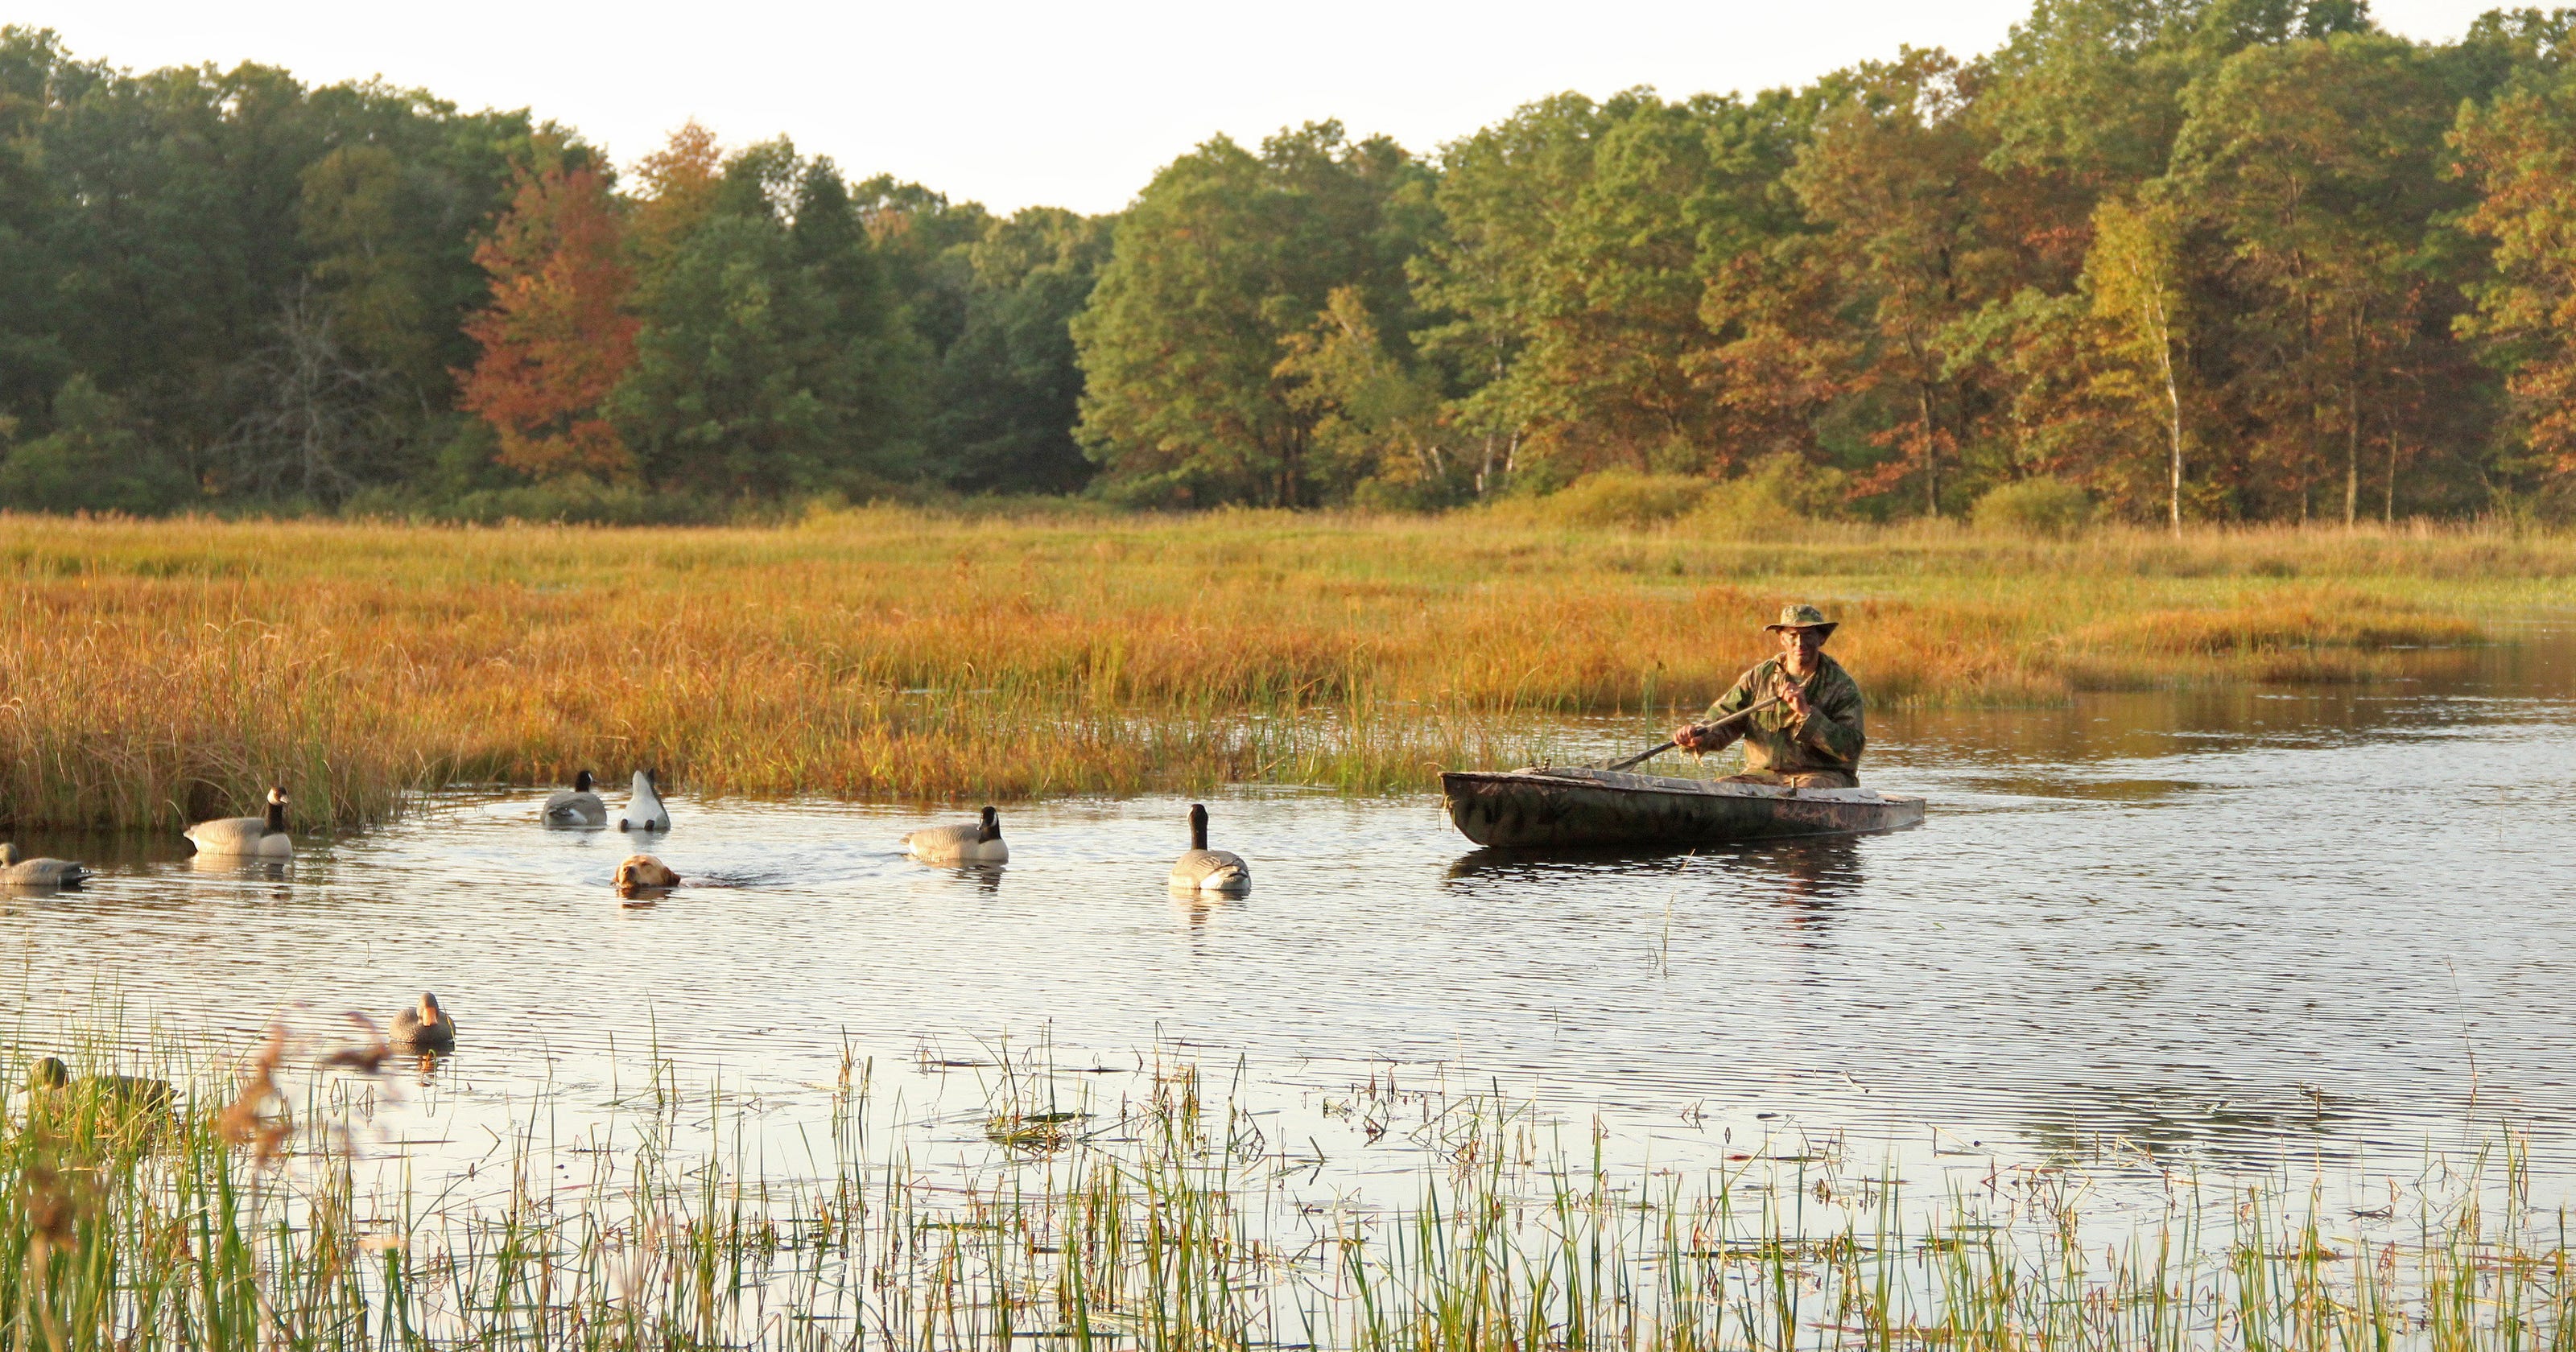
9 1 2576 523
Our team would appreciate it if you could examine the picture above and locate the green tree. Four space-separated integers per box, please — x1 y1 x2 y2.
1786 49 2029 517
1274 286 1459 505
1446 90 1822 484
0 28 73 427
1411 93 1620 495
1074 122 1434 505
2086 196 2191 527
930 208 1113 493
0 374 193 513
609 140 921 497
2171 31 2470 523
852 175 995 361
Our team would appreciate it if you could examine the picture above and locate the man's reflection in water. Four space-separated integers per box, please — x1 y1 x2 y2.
1724 836 1864 934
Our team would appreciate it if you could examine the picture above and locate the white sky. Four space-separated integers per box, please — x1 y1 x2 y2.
23 0 2509 216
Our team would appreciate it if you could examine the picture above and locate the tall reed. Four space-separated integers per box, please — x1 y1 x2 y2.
0 1020 2566 1350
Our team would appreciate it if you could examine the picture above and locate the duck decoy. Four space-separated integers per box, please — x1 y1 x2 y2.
27 1056 174 1111
904 806 1009 865
543 770 607 828
618 769 670 832
0 844 90 887
388 992 456 1053
614 854 681 889
186 786 292 859
1169 803 1250 894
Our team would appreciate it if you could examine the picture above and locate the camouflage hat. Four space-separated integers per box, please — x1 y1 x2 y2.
1763 603 1838 637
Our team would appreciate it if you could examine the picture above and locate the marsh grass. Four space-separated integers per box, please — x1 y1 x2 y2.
0 510 2540 828
1 1019 2570 1350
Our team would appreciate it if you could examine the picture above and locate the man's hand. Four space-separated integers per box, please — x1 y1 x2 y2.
1772 673 1814 723
1670 722 1710 752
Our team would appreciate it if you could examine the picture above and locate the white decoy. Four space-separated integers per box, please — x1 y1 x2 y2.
186 787 293 859
1169 803 1249 894
618 769 670 832
904 806 1009 865
543 770 607 828
0 843 91 887
614 854 682 889
388 992 456 1053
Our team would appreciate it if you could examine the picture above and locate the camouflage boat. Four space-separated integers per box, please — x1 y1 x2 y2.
1440 765 1926 848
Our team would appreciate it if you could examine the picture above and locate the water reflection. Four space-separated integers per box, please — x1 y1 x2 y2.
1168 888 1233 931
188 854 290 883
1719 835 1864 921
1442 843 1697 886
950 864 1006 897
1959 776 2203 802
2016 1081 2355 1166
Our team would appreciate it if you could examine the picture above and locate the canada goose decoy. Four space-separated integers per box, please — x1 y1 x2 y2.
904 806 1009 865
618 769 670 832
1170 803 1250 894
388 992 456 1053
185 786 293 859
0 843 90 888
614 854 682 889
27 1056 174 1111
543 770 608 828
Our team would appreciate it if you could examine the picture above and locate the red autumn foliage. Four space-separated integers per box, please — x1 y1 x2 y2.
456 159 640 480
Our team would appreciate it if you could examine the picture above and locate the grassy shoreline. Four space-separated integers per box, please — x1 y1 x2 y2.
0 509 2541 829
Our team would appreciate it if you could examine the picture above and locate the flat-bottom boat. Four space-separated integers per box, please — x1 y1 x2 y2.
1440 766 1925 848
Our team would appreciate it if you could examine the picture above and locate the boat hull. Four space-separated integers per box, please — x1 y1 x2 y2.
1441 767 1924 848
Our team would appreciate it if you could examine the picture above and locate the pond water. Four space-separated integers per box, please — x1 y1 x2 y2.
3 621 2573 1231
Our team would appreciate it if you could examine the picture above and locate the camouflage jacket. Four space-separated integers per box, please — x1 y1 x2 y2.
1701 653 1866 777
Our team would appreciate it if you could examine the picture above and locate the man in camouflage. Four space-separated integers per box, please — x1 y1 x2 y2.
1669 604 1865 789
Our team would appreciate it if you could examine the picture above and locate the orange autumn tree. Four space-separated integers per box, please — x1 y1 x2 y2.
628 119 725 268
457 150 640 480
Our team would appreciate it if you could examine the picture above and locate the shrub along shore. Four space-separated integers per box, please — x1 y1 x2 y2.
0 509 2541 830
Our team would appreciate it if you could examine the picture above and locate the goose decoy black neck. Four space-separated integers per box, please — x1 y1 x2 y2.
1189 802 1209 851
264 788 288 834
575 769 594 792
977 806 1001 843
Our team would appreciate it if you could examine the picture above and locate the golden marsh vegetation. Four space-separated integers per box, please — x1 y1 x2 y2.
0 509 2545 829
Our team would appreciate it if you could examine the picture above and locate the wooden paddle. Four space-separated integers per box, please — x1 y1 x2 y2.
1603 693 1788 772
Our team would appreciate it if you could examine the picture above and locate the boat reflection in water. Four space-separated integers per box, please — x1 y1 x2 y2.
1441 843 1699 886
1445 831 1866 936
